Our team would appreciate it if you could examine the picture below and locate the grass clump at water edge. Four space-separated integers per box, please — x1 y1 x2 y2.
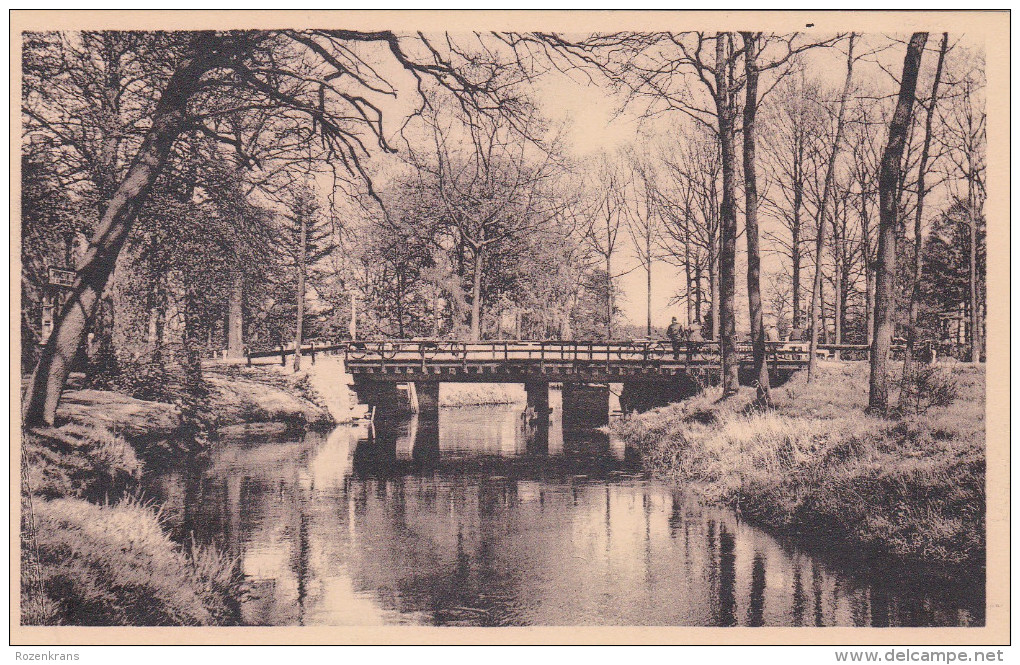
21 494 242 626
614 361 985 572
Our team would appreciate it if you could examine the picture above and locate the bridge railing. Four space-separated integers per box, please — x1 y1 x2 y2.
243 339 813 367
242 339 900 367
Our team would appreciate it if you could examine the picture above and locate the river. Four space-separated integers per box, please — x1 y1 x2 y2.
150 391 983 627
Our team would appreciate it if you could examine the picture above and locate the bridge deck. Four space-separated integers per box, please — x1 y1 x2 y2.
249 340 812 383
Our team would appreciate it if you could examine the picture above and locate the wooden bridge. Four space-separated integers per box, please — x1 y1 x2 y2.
247 339 811 374
335 339 809 382
246 339 814 424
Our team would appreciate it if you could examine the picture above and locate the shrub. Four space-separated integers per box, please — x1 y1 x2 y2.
900 365 960 414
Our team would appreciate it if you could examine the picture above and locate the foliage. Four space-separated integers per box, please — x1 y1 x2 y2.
921 202 986 318
19 149 94 372
899 364 960 414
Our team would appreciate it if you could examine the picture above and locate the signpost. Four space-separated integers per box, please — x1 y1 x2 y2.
47 267 76 288
40 266 76 343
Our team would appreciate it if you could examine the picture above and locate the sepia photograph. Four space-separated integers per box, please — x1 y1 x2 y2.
10 9 1009 647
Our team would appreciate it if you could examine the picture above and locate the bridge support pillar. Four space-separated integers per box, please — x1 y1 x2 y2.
524 381 550 423
621 376 701 414
561 382 609 429
351 380 414 420
524 419 550 455
414 382 441 420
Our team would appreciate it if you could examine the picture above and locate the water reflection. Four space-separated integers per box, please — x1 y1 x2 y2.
151 403 984 627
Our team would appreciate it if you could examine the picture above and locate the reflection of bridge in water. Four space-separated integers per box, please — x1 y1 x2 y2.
352 407 644 481
249 340 812 422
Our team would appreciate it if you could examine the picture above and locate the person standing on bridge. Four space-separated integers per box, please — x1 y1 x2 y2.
666 316 688 360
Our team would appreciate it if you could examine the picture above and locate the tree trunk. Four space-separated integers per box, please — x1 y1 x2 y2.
833 254 842 357
741 32 771 405
227 270 244 359
791 195 802 330
694 260 703 325
646 248 652 337
606 251 613 341
904 33 948 378
870 32 928 412
710 245 720 340
349 291 357 341
791 123 805 331
969 175 981 363
470 246 484 341
820 283 827 345
293 204 307 372
683 209 694 326
22 41 219 426
396 272 405 338
862 189 875 347
808 34 855 381
432 284 441 338
715 34 739 397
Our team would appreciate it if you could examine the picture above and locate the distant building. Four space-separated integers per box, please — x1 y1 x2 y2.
936 301 985 360
937 303 970 347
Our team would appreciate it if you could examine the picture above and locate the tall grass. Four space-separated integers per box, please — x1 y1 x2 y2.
22 421 242 626
24 426 142 501
615 362 985 572
22 495 242 626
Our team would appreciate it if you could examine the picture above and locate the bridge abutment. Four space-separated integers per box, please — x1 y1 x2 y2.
620 375 703 415
525 381 550 423
561 382 610 429
352 380 414 420
414 382 441 420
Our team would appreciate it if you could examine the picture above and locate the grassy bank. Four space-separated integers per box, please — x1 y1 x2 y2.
20 419 242 625
203 364 335 430
20 365 332 626
440 382 526 407
614 362 985 574
21 495 240 625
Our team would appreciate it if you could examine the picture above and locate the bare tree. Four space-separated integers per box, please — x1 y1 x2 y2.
412 104 566 341
582 154 629 340
807 33 856 381
845 96 884 346
741 32 772 403
656 126 721 336
761 70 824 334
624 151 661 337
940 56 986 363
869 32 928 412
23 29 530 425
903 33 949 378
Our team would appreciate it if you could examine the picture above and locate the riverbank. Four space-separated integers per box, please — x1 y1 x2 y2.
440 382 526 407
20 364 337 625
613 362 985 576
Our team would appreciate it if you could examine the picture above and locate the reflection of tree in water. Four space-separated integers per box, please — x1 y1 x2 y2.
791 563 806 626
149 423 987 627
716 522 737 626
706 519 719 621
812 561 824 626
768 523 985 627
358 477 530 626
747 553 766 626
